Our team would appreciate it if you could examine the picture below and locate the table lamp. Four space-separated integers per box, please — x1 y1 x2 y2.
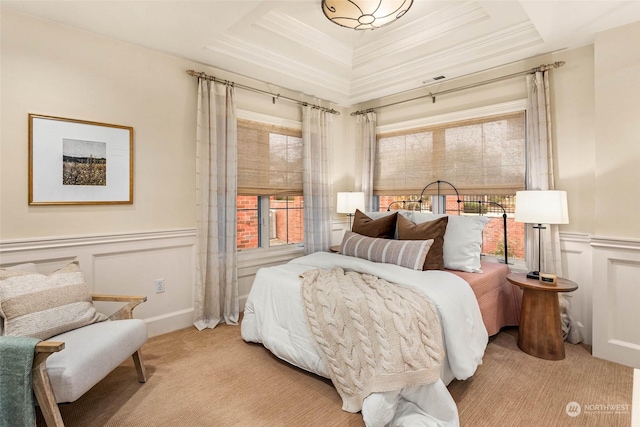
337 192 365 230
515 190 569 280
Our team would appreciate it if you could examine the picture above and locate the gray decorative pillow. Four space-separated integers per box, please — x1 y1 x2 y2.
0 261 107 340
340 231 433 271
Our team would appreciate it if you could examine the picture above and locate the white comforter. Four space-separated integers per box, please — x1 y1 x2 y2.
241 252 488 427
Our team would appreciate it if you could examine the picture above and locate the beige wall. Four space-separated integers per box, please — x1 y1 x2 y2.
594 21 640 239
4 7 625 243
1 8 345 241
551 46 597 235
2 9 195 238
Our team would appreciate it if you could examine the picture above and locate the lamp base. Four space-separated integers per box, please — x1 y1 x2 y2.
526 271 540 280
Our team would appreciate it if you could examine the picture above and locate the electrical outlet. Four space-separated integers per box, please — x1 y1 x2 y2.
155 278 165 293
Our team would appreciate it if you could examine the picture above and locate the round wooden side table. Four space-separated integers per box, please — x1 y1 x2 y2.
506 273 578 360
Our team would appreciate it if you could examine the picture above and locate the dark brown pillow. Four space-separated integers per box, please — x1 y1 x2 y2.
351 210 397 239
397 214 448 270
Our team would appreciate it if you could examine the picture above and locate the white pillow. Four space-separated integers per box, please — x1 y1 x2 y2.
407 212 490 273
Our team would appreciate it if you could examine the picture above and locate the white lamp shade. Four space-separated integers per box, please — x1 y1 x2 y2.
337 192 365 214
515 190 569 224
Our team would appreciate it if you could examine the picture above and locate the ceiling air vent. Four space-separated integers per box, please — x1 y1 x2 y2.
422 75 446 84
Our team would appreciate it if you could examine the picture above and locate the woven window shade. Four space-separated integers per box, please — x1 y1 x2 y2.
374 112 526 196
238 119 303 195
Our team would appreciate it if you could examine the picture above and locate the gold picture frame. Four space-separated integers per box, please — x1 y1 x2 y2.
29 114 133 205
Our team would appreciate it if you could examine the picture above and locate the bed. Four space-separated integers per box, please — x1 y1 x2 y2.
449 261 521 336
242 200 523 426
242 252 486 426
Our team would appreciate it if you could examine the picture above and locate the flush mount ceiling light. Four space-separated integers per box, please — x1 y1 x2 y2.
322 0 414 30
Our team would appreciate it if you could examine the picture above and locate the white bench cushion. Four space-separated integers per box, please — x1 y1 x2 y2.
45 319 147 403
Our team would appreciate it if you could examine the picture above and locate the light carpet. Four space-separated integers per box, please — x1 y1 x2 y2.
36 325 633 426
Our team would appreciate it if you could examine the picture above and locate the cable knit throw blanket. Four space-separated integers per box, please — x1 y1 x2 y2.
300 268 444 412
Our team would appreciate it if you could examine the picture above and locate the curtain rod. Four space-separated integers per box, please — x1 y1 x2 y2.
350 61 565 116
186 70 340 115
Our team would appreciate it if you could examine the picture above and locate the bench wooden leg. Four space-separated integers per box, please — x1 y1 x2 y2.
132 350 147 383
32 359 64 427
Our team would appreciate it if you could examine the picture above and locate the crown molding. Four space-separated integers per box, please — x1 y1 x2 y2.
354 2 489 67
350 21 543 102
206 33 350 95
254 10 352 68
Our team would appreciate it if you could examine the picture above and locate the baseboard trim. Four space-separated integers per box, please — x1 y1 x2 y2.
144 308 195 338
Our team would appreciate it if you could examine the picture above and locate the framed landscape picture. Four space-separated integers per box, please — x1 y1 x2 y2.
29 114 133 205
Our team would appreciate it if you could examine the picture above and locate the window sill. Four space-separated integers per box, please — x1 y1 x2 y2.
238 244 304 269
481 254 527 272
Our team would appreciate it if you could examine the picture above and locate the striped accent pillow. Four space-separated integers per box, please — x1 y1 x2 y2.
0 261 107 340
340 231 434 270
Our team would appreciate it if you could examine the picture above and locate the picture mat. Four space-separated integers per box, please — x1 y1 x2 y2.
30 116 132 204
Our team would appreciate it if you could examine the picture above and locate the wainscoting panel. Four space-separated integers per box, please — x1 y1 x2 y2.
592 236 640 369
560 232 593 345
0 229 197 337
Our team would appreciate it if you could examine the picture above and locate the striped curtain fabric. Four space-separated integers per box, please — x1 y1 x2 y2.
356 111 377 211
194 78 239 330
302 106 333 254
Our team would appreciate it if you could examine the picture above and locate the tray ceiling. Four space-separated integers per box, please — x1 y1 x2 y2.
4 0 640 106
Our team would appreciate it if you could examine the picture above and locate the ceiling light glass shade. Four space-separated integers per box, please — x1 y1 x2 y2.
322 0 413 30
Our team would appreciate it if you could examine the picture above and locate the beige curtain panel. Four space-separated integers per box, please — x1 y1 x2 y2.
194 79 239 330
355 111 377 211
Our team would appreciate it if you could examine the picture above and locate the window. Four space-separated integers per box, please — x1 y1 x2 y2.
379 195 430 212
448 194 524 260
236 195 304 250
236 117 304 251
376 110 526 261
269 196 304 246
